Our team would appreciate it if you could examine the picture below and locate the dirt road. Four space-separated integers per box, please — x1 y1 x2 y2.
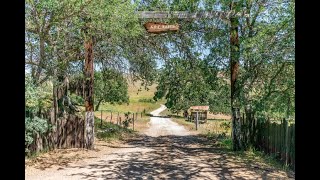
26 105 294 180
144 105 190 137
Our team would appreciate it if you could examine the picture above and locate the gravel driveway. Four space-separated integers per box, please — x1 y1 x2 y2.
25 105 294 180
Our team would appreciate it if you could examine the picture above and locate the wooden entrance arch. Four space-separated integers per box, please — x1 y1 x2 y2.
83 1 245 150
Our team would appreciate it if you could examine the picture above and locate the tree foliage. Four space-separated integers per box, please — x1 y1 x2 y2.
151 0 294 119
25 0 295 153
94 69 129 110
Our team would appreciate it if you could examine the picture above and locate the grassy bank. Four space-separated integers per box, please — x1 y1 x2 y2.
98 82 165 114
93 81 164 140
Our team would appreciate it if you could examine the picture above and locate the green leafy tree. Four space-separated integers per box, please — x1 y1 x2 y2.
94 69 129 111
154 58 211 113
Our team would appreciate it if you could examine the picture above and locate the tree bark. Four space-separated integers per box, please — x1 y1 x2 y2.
230 17 240 107
84 37 95 149
230 1 243 151
34 37 45 84
232 107 242 150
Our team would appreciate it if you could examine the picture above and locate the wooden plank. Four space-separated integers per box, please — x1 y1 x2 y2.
133 113 135 131
277 123 280 156
144 22 179 34
280 122 282 157
290 124 295 168
275 123 277 156
137 10 249 19
269 122 272 154
271 122 274 155
292 124 295 170
196 111 199 130
265 120 268 151
117 112 119 125
285 119 289 166
273 123 276 155
282 119 284 162
273 122 276 155
253 114 256 146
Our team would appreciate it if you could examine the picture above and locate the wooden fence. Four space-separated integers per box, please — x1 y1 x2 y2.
27 109 145 154
98 110 145 130
27 111 85 154
239 112 295 171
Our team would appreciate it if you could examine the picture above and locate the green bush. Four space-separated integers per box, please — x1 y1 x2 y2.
70 93 84 105
95 117 133 141
138 98 156 103
25 116 49 154
219 138 232 149
122 112 133 128
220 121 231 134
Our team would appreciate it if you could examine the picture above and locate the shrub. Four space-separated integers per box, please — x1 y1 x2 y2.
220 121 231 134
138 98 156 103
122 112 132 128
25 116 49 154
70 93 84 105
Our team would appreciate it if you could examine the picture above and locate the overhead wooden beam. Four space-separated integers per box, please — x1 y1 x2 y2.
137 11 249 19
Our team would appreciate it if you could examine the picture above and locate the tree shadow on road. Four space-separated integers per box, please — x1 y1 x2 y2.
68 134 294 180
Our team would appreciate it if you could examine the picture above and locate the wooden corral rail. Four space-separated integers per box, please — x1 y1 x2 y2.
97 110 145 130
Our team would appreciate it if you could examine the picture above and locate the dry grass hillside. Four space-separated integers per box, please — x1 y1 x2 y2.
96 80 165 114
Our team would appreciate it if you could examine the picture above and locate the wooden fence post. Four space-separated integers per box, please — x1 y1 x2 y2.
117 112 119 125
266 119 270 154
100 110 102 128
242 112 245 148
285 119 289 166
292 124 295 170
280 119 283 161
133 113 135 131
273 122 276 156
196 111 198 131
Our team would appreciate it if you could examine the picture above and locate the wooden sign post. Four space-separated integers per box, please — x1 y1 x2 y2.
196 111 199 131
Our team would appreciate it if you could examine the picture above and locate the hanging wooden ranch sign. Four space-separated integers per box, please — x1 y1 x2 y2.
144 22 179 34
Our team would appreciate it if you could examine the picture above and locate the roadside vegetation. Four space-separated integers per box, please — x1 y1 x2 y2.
25 0 294 173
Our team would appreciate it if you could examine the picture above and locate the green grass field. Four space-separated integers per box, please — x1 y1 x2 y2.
97 81 165 114
92 81 165 135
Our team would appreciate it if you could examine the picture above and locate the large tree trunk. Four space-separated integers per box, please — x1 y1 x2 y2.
34 37 45 84
52 69 59 149
230 1 243 151
232 107 242 149
84 37 95 149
